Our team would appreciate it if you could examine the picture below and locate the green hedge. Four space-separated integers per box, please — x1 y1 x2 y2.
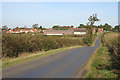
2 34 84 58
82 34 96 46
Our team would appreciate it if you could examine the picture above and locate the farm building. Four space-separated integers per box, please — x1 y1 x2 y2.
74 28 87 35
44 30 73 35
44 28 87 35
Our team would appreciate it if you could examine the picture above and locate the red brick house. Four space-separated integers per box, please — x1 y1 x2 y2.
98 28 103 32
7 29 41 33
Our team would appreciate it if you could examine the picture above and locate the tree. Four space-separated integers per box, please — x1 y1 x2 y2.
23 26 27 29
85 25 93 35
87 14 100 35
78 24 85 28
38 26 42 29
2 25 8 30
32 24 38 29
52 25 59 29
113 25 120 32
71 25 74 28
88 14 100 27
98 24 104 28
15 27 19 29
103 23 112 31
8 28 11 30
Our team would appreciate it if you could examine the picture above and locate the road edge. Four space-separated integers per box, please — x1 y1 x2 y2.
2 45 83 68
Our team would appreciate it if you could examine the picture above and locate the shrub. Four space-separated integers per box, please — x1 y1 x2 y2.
82 34 96 46
2 33 84 58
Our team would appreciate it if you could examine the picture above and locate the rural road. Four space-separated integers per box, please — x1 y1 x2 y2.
2 35 101 78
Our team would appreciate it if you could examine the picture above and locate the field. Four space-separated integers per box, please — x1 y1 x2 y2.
104 32 119 45
85 32 119 78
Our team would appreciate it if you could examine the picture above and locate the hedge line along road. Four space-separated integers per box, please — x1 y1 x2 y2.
2 35 101 78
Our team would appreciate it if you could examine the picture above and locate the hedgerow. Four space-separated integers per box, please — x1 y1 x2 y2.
101 33 120 78
2 33 85 58
82 34 96 46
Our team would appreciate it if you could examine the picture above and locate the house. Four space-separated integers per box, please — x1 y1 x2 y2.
33 29 41 33
8 29 20 33
69 28 77 29
7 29 41 33
98 28 103 32
20 29 30 33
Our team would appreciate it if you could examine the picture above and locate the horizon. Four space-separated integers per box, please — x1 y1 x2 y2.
2 2 118 28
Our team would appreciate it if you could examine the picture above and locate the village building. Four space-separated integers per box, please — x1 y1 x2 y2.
7 29 41 33
98 28 103 32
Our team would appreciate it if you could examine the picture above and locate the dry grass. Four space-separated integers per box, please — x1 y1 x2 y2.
104 32 119 44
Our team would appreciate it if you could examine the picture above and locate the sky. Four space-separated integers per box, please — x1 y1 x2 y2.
2 2 118 28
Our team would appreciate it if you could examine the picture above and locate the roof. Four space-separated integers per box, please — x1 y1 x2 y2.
44 30 74 34
44 28 87 35
69 28 86 30
74 28 87 32
69 28 77 29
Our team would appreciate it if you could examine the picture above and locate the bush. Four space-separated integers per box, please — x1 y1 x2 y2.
83 37 92 46
82 34 96 46
2 33 84 58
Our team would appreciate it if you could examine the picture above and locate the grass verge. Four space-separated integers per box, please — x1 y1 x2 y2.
84 42 118 78
2 45 83 68
91 34 99 47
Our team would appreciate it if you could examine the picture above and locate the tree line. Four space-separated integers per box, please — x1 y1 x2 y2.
2 13 120 32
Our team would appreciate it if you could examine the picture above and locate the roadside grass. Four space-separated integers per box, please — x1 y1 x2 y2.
2 45 83 68
84 42 118 78
91 33 99 47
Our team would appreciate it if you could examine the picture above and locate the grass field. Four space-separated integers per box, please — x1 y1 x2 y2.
104 32 118 44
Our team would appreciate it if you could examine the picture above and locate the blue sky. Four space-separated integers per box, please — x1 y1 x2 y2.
2 2 118 28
